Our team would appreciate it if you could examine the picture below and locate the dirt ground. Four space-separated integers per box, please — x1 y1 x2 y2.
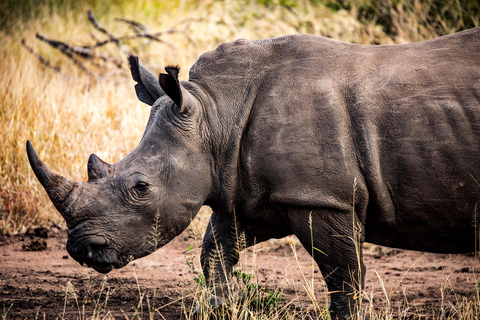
1 229 478 319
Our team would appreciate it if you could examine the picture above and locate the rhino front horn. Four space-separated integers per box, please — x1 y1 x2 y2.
26 140 77 215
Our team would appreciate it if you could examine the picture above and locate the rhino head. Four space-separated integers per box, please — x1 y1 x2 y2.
27 56 212 273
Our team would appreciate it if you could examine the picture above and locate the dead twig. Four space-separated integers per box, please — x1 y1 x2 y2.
21 39 68 79
87 10 120 46
84 28 181 49
35 33 94 76
35 32 123 70
115 17 148 34
23 10 196 79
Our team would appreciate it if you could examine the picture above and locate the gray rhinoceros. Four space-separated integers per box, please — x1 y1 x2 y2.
27 27 480 319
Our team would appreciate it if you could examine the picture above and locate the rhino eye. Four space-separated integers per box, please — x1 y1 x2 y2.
134 181 149 192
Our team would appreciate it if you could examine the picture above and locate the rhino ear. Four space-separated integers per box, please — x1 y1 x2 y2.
87 154 112 181
129 55 164 106
159 66 194 114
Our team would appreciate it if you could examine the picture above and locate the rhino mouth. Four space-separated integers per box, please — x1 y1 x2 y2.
67 239 124 274
77 251 124 274
89 262 115 274
85 248 123 273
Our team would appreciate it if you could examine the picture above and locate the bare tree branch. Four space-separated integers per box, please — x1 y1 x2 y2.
22 10 197 79
35 33 94 76
87 10 119 46
21 39 66 77
115 17 148 34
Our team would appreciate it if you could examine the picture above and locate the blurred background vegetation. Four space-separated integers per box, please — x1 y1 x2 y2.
0 0 479 235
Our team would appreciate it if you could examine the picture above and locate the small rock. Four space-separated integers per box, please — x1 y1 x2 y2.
22 238 48 251
34 227 49 239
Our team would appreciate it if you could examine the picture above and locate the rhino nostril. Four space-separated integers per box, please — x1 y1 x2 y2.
85 245 100 263
83 236 109 262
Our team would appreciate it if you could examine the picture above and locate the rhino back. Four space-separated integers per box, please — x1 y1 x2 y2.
194 29 480 252
340 29 480 251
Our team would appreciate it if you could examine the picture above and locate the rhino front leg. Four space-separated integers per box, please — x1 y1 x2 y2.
288 207 366 320
200 211 256 305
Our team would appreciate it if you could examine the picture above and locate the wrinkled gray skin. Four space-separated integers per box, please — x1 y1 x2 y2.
28 27 480 319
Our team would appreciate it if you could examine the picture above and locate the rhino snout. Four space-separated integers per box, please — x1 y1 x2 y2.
67 234 121 273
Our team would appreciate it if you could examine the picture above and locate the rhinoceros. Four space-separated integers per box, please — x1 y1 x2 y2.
27 27 480 319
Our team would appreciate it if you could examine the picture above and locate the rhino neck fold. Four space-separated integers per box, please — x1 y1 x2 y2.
200 79 264 215
188 40 278 213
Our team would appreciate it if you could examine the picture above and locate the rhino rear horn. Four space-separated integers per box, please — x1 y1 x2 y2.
26 140 77 215
87 154 112 181
129 55 164 106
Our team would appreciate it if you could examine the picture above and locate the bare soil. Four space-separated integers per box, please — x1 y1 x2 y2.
1 230 478 319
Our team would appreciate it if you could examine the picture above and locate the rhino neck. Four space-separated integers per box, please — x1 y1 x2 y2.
189 38 285 214
193 78 264 215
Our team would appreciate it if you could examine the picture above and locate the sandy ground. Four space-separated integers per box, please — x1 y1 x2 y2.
1 230 478 319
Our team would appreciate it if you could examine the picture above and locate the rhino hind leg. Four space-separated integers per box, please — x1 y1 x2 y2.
287 207 366 320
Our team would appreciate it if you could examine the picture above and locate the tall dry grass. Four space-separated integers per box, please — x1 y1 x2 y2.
0 0 478 236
